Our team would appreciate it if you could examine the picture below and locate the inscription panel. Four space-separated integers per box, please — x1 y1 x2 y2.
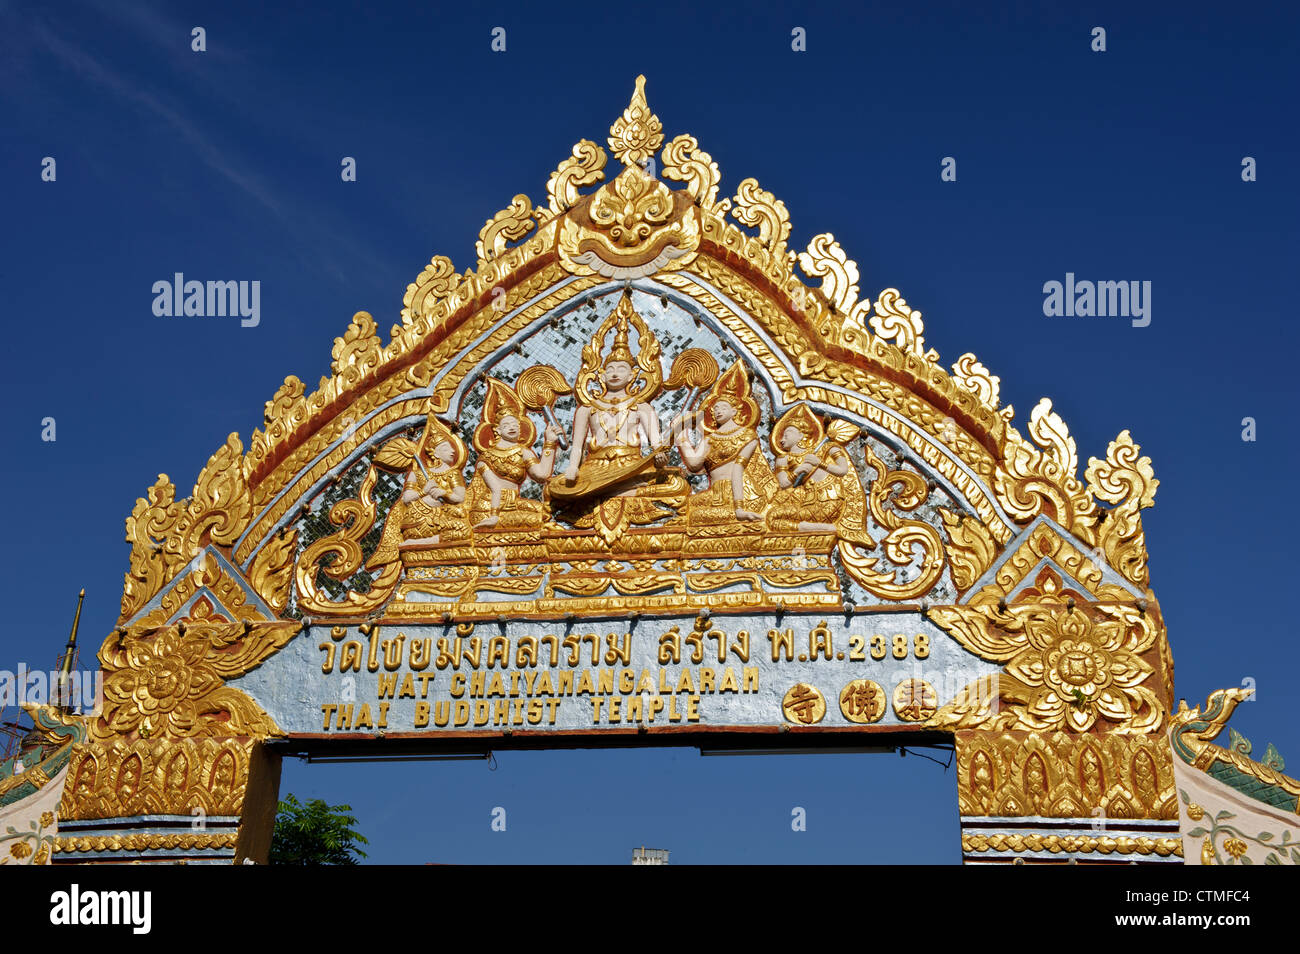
230 612 1000 736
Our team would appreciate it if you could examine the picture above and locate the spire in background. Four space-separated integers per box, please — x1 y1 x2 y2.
57 589 85 712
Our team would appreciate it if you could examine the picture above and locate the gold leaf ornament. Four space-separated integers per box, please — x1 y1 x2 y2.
836 441 946 600
121 475 183 621
331 311 384 390
1086 431 1157 509
247 527 297 613
263 374 308 432
477 194 537 263
870 288 930 360
1028 399 1078 480
608 74 663 166
178 433 252 555
798 233 859 315
402 254 458 322
547 140 607 214
661 135 724 212
295 466 402 614
940 509 998 591
927 605 1027 662
119 434 253 623
996 399 1096 531
731 177 790 255
1084 431 1158 588
951 353 1001 409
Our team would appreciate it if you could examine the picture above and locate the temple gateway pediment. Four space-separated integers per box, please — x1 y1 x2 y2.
39 75 1205 865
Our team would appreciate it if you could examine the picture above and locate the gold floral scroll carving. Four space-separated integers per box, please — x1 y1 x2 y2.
92 620 296 743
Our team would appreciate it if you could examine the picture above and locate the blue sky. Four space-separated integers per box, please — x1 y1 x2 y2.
2 0 1296 863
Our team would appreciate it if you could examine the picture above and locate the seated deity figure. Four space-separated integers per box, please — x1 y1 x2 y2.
765 404 872 544
399 422 470 543
468 379 561 531
549 289 688 542
674 360 773 524
368 419 472 566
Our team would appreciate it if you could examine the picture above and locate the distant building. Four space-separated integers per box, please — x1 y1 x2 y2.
631 847 669 865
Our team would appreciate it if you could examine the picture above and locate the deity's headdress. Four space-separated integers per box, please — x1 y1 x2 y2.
770 403 824 455
422 417 468 470
474 378 536 452
700 360 759 430
603 305 636 367
575 288 663 406
371 401 467 474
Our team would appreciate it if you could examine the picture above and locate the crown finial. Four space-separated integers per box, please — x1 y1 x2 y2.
609 74 663 167
604 290 637 366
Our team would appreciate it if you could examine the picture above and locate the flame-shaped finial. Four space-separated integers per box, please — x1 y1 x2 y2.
609 75 663 167
701 360 758 429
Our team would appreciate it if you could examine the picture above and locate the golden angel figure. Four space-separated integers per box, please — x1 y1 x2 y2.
674 360 774 524
765 404 874 547
468 378 561 530
369 418 472 566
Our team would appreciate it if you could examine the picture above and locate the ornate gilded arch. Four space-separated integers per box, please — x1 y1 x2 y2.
54 75 1174 865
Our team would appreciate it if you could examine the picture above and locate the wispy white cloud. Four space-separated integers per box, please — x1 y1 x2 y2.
19 7 395 289
29 16 289 222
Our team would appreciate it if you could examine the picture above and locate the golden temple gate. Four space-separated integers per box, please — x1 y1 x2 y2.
8 76 1287 867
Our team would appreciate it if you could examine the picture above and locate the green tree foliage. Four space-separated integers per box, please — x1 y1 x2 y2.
269 793 369 865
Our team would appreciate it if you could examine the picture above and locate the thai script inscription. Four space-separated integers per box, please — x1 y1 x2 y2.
309 614 950 733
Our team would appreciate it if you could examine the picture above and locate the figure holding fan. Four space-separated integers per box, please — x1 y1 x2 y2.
368 414 472 566
766 404 874 545
675 360 774 524
468 378 561 530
